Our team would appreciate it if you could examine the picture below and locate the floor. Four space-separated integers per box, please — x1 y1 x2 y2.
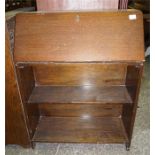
5 59 150 155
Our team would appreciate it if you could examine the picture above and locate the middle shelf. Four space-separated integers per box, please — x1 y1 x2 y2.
28 85 133 104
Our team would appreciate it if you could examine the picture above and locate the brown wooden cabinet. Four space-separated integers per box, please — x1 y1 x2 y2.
12 10 144 150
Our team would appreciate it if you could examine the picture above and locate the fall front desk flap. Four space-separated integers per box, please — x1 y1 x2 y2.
14 10 144 63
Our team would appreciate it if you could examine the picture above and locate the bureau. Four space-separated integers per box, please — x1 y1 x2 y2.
13 10 144 150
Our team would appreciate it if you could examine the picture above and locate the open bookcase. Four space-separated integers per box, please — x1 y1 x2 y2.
14 10 144 150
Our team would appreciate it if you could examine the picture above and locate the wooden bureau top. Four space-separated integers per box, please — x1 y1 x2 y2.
14 10 144 63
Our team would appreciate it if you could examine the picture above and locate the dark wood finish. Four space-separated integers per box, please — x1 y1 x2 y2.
125 65 143 102
30 104 123 117
128 65 143 144
14 10 144 62
16 66 35 102
122 64 144 148
5 26 31 147
33 63 126 86
32 116 128 143
40 104 122 117
28 86 133 104
36 0 119 11
13 10 144 149
16 66 39 136
126 65 142 86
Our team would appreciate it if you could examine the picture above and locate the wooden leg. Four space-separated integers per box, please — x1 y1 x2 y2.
125 142 130 151
32 142 36 149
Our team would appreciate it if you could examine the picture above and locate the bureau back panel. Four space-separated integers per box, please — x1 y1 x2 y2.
33 63 126 86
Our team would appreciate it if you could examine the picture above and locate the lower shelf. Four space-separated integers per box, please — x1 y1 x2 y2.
32 116 128 143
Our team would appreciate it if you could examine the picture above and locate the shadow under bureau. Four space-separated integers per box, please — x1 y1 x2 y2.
13 10 144 150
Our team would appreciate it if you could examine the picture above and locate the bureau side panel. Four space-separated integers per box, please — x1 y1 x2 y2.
5 28 31 147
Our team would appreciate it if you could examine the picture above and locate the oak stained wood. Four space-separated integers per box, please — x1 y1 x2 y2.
16 66 40 136
39 104 123 117
32 116 128 143
12 10 144 148
5 26 31 147
28 86 133 104
16 66 35 102
14 10 144 63
33 63 126 86
29 103 123 117
123 64 143 143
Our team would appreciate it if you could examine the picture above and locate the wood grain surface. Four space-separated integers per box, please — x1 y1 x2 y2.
33 63 126 86
14 10 144 63
5 26 31 147
36 103 123 117
32 116 128 143
12 9 144 148
28 86 133 104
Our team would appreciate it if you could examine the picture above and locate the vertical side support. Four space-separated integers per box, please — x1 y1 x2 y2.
123 63 144 150
16 65 40 141
5 24 32 148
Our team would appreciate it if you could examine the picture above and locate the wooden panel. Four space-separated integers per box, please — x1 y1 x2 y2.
38 104 123 117
126 65 142 85
14 10 144 63
5 26 31 147
122 104 132 138
33 63 126 86
123 64 143 143
28 86 133 104
32 116 128 143
125 64 142 102
36 0 119 11
6 16 15 52
16 66 39 135
16 66 35 102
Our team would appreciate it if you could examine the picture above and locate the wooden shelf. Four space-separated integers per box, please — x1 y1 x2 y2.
32 116 128 143
28 86 133 104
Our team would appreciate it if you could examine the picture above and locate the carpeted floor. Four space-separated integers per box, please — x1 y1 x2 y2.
5 59 150 155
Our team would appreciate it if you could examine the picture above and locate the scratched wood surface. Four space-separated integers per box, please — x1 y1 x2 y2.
14 10 144 63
